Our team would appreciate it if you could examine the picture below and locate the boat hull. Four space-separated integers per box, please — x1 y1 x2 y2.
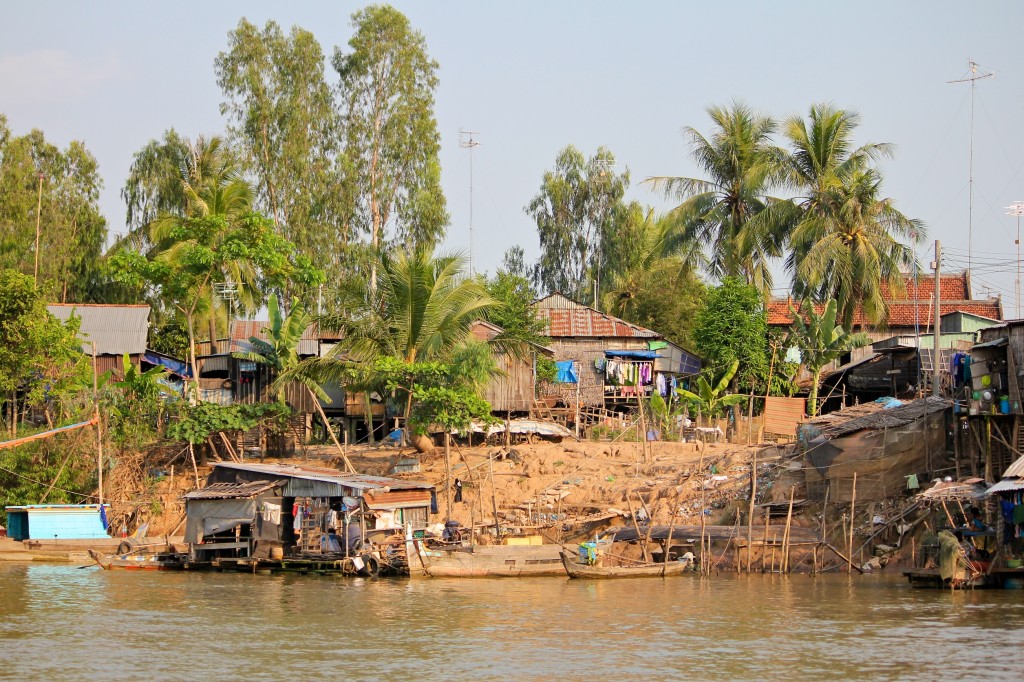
560 551 691 579
411 541 567 577
88 549 187 571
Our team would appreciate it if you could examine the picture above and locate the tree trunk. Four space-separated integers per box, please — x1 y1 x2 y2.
809 369 821 416
186 314 199 403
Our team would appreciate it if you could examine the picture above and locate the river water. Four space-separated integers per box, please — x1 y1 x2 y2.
1 563 1023 681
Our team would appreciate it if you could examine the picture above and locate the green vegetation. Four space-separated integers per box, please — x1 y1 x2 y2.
787 297 871 415
0 4 926 512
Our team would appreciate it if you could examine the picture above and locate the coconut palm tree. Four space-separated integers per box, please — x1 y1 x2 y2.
232 294 323 403
602 210 703 321
781 103 923 328
294 247 496 427
646 101 788 295
233 294 355 471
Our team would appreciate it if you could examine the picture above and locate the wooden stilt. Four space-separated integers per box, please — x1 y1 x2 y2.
848 472 857 574
746 449 757 573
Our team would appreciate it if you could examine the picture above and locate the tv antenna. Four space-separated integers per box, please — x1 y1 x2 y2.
1008 202 1024 317
459 129 481 276
948 59 994 276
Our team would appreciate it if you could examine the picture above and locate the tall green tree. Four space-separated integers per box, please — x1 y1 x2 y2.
647 102 787 295
0 115 107 302
483 248 548 355
216 19 344 297
0 269 90 434
602 209 706 348
333 4 448 289
297 247 495 425
787 298 870 415
692 277 768 393
526 145 631 302
781 103 922 328
110 212 321 395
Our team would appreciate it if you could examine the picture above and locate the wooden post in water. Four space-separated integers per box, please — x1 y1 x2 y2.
697 447 707 575
746 450 757 573
847 472 857 574
762 508 770 573
782 486 795 573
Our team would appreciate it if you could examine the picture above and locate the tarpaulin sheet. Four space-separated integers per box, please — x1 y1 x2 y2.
185 498 256 543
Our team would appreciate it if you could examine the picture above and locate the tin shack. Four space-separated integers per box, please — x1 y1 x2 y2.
185 462 434 564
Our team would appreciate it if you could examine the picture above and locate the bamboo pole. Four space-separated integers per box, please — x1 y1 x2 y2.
311 389 356 472
746 450 757 573
488 452 501 541
444 432 453 521
92 343 104 506
782 486 795 573
761 507 770 573
625 492 650 562
697 445 707 574
847 472 857 574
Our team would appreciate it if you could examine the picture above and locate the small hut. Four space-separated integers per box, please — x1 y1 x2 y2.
799 396 950 503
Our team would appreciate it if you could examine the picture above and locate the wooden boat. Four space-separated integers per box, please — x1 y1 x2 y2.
87 549 187 571
408 538 567 577
560 551 692 579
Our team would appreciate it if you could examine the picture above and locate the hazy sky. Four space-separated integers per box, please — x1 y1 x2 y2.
3 1 1024 312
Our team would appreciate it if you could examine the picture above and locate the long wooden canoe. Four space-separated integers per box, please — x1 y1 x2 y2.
409 540 568 577
560 551 692 579
87 549 187 571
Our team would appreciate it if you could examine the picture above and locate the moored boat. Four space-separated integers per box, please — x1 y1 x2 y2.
408 537 568 577
87 548 188 571
559 550 692 579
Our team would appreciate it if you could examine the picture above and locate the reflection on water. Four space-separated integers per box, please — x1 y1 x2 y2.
1 564 1023 681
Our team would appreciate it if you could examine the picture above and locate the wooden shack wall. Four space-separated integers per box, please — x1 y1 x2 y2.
804 410 946 503
544 338 648 407
485 352 536 413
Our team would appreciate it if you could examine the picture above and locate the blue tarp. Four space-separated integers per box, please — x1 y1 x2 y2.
555 360 578 384
144 351 192 379
604 349 663 359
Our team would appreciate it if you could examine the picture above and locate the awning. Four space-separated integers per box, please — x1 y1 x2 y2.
973 337 1008 350
144 351 192 378
605 350 662 359
987 478 1024 494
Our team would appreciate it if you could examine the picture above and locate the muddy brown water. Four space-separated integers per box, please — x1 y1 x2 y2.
1 563 1023 681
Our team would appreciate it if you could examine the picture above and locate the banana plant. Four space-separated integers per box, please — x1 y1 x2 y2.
676 359 747 426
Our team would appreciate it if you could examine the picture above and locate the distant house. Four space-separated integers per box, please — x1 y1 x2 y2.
47 303 151 378
768 272 1003 363
532 293 701 408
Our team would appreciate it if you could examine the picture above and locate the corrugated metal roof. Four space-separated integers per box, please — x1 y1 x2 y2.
1002 454 1024 479
987 478 1024 494
47 304 150 355
532 293 659 339
212 462 432 492
183 480 282 500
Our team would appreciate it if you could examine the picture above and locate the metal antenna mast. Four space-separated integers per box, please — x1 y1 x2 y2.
459 130 480 276
948 59 994 276
1009 202 1024 318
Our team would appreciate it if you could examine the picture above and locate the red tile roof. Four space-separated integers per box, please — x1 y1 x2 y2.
533 293 660 338
767 271 998 329
768 300 1002 328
